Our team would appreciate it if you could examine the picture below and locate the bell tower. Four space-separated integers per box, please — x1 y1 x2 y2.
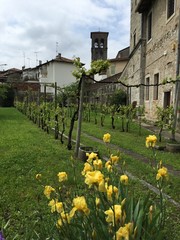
91 31 109 62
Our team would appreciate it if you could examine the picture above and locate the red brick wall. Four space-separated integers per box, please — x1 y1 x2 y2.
12 82 40 92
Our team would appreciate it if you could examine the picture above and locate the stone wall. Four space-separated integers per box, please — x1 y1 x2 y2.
120 0 179 126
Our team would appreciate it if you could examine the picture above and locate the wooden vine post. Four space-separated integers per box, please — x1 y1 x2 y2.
74 75 85 158
54 82 59 139
38 85 41 128
41 84 46 129
67 58 110 153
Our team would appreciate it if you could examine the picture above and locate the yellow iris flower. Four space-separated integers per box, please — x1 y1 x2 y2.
146 135 157 148
57 172 68 182
115 222 133 240
105 204 122 226
106 184 119 201
156 167 168 180
48 199 64 213
85 170 106 192
93 159 103 170
120 175 129 185
103 133 111 143
44 185 55 199
81 162 93 176
110 154 119 164
70 196 90 217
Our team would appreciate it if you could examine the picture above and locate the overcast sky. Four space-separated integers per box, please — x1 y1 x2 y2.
0 0 130 70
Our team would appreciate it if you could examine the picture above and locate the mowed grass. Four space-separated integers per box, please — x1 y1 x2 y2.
81 117 180 170
66 113 180 202
0 108 83 239
0 107 180 239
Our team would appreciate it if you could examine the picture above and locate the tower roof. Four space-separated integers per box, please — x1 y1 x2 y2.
90 31 109 38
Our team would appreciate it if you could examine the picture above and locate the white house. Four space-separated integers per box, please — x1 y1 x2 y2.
38 53 77 93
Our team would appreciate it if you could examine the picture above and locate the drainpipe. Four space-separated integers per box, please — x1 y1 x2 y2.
139 13 146 105
172 8 180 141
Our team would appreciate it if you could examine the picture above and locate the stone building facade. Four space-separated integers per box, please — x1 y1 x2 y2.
107 47 130 77
86 45 129 105
119 0 180 127
86 72 123 105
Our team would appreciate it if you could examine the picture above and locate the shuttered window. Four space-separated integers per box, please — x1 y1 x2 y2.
167 0 175 19
147 12 152 41
146 77 150 100
153 73 159 100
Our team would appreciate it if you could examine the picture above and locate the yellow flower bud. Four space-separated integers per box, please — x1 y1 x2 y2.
35 173 42 180
95 197 101 207
120 175 129 185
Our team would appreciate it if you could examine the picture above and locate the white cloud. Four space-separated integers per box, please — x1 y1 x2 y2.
0 0 130 70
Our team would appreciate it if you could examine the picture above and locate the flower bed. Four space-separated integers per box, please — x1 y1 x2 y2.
36 134 168 240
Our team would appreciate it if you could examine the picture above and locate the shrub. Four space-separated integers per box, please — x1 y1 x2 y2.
0 84 14 107
109 89 127 107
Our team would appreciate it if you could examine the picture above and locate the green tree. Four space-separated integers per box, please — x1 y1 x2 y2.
0 84 14 107
109 89 127 107
57 82 79 107
156 106 174 142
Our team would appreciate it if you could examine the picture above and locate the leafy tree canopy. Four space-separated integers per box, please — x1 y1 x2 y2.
109 89 127 107
72 58 110 80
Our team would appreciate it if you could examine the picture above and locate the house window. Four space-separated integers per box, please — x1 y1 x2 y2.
133 64 135 72
147 12 152 41
153 73 159 100
167 0 175 19
145 77 150 100
133 30 136 47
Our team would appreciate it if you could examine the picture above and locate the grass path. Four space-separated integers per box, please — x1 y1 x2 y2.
82 132 180 176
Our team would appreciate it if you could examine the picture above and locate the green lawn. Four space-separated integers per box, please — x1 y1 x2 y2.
0 108 83 239
77 121 180 202
0 107 180 239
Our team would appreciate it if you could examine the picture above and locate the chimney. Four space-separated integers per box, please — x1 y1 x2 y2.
56 53 61 58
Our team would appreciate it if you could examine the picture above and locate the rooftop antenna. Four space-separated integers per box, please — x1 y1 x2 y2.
34 51 39 66
56 42 59 55
23 51 26 67
27 58 31 68
0 63 7 71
